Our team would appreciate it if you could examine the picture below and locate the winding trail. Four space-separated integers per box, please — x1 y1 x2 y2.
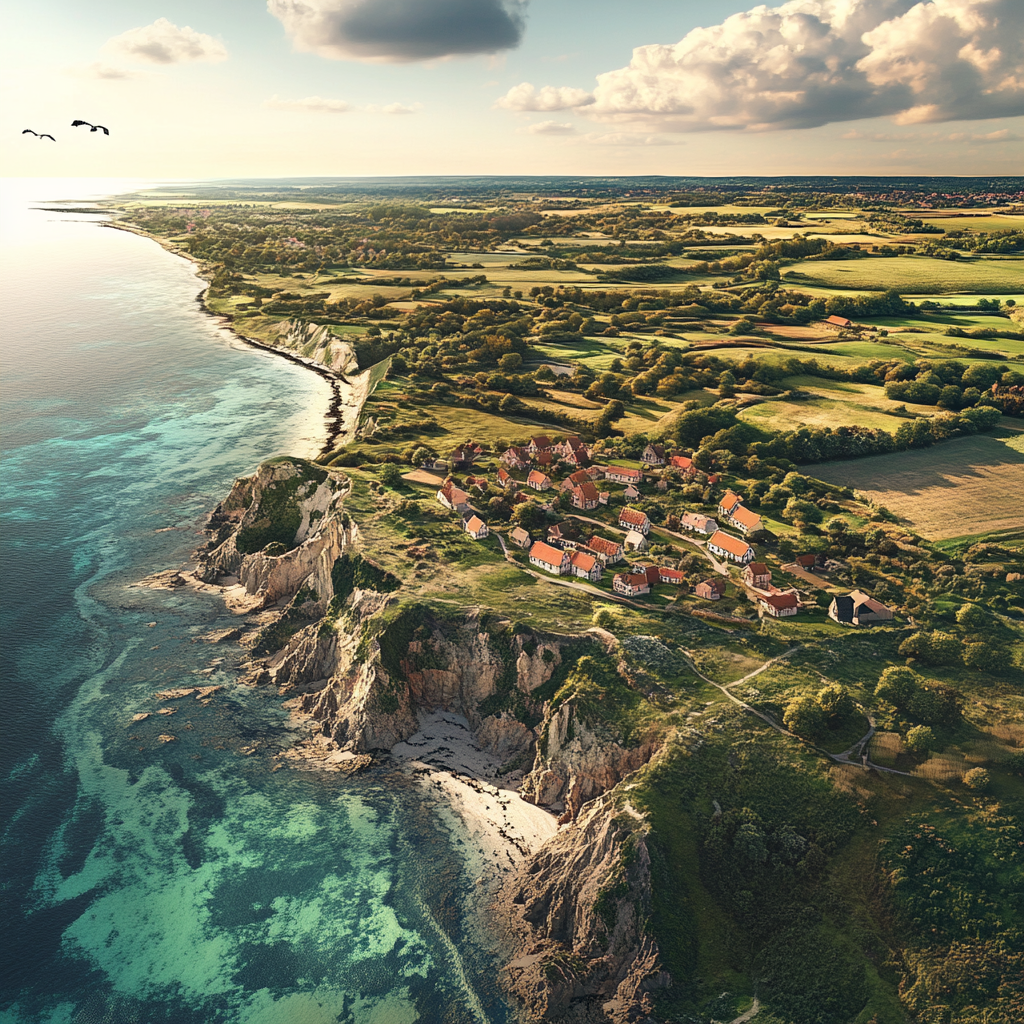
729 996 761 1024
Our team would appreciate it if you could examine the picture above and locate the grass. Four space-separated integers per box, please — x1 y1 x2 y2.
814 430 1024 540
790 255 1024 295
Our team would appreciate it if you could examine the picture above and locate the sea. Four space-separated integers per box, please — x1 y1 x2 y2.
0 181 517 1024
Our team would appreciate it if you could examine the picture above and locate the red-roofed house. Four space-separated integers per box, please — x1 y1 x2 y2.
669 454 695 475
729 505 763 535
613 572 650 597
527 470 551 491
527 435 553 454
708 530 755 564
658 567 686 586
501 447 530 470
742 563 771 589
606 466 643 485
680 512 717 535
570 550 602 582
437 480 469 512
695 578 727 600
572 481 600 510
497 468 516 490
529 541 570 576
618 508 650 534
718 490 745 517
587 536 623 565
823 315 853 330
560 469 592 494
535 451 554 467
464 515 488 540
760 592 799 617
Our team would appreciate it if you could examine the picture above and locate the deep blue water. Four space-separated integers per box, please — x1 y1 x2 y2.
0 184 513 1024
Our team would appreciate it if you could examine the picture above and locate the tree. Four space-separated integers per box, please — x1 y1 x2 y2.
783 497 823 525
875 666 918 707
963 767 990 790
488 496 511 521
816 684 854 722
905 725 934 753
592 606 616 628
378 464 403 488
783 696 826 741
825 516 849 538
499 352 523 372
511 502 546 532
955 603 986 629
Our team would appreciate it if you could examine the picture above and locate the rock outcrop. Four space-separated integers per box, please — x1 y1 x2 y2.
273 320 361 376
497 789 669 1023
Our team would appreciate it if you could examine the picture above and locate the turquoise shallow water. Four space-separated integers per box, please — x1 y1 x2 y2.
0 185 515 1024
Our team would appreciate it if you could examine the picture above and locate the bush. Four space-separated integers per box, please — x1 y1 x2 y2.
783 696 826 741
963 767 990 790
905 725 935 753
955 603 986 628
379 463 404 488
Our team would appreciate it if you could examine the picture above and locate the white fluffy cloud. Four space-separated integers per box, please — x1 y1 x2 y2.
496 83 594 111
266 95 353 113
503 0 1024 131
105 18 228 65
268 0 526 62
523 120 575 134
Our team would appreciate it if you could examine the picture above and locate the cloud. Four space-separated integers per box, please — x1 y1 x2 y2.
268 0 527 62
266 95 353 113
502 0 1024 131
582 133 683 147
67 62 135 80
842 125 1021 142
522 120 575 135
105 17 228 65
375 102 423 115
496 82 593 111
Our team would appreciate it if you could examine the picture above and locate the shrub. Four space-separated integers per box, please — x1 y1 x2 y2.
963 767 990 790
955 603 987 628
783 696 826 741
905 725 935 753
378 463 404 488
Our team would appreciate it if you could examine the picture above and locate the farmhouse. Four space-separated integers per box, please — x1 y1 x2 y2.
624 484 640 500
437 480 469 512
527 435 553 454
613 572 650 597
742 563 772 589
623 530 648 553
587 536 623 565
465 475 488 494
669 454 695 474
829 591 894 627
606 466 643 485
619 508 650 534
527 470 551 491
510 526 531 549
822 315 854 331
708 530 755 564
760 593 798 617
729 505 763 535
529 541 570 576
535 451 554 468
571 482 601 510
642 443 666 466
464 515 488 540
658 567 686 586
570 551 602 582
795 554 819 571
718 490 745 517
500 447 530 470
680 512 717 535
560 469 592 494
695 578 727 600
497 468 516 490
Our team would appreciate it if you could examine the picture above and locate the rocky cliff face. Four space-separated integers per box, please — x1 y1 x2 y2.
273 320 360 376
522 705 665 823
197 458 355 613
497 788 669 1023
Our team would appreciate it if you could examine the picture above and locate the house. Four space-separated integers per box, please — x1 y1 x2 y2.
613 572 650 597
742 562 772 589
618 508 650 535
642 443 667 466
624 483 640 500
560 469 592 494
553 435 581 456
658 567 686 586
822 315 854 330
606 466 643 486
510 526 531 549
529 541 571 575
535 451 554 468
598 491 610 505
795 554 818 571
623 530 648 553
695 578 727 600
465 475 489 494
497 468 516 490
829 590 894 627
586 466 606 481
708 530 755 564
527 435 553 454
547 524 581 549
669 454 695 475
527 470 551 491
718 490 745 517
421 458 448 473
464 515 488 540
500 447 530 470
570 550 602 582
680 512 717 535
450 446 479 469
571 482 601 510
760 593 799 617
587 536 624 565
729 505 763 535
437 480 469 512
563 442 591 468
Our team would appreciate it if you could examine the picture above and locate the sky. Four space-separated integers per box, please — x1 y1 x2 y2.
2 0 1022 179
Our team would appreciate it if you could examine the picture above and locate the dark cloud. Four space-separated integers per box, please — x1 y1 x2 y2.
268 0 527 62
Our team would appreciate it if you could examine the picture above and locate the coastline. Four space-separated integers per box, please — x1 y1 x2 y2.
103 219 348 457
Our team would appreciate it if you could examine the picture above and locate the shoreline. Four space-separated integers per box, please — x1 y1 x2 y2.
103 219 346 458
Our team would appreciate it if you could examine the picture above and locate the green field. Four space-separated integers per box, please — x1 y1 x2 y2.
790 255 1024 294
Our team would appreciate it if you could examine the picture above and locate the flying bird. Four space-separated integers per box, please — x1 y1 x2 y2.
22 129 55 140
72 120 110 135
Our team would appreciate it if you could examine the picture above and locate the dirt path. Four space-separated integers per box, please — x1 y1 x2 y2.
729 996 760 1024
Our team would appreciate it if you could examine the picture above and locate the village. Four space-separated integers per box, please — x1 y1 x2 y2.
427 433 894 627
